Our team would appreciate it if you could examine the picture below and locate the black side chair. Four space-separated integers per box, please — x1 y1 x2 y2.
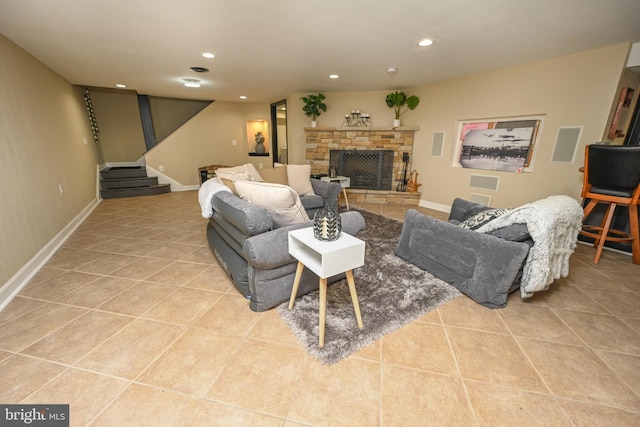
580 144 640 264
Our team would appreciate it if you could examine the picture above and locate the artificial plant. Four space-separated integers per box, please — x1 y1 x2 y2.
385 91 420 119
300 93 327 120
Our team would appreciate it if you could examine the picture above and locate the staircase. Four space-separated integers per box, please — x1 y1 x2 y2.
100 166 171 199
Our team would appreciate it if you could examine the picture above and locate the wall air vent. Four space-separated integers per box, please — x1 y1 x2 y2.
469 193 492 206
469 174 499 191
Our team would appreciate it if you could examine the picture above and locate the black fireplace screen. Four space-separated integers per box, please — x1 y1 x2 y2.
329 149 394 190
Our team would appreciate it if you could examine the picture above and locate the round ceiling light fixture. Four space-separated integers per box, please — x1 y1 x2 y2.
183 78 201 88
417 38 434 47
329 74 339 79
202 52 215 58
387 67 398 76
115 83 126 88
190 66 209 73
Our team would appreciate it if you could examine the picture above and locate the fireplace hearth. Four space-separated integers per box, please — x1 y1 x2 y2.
330 150 394 190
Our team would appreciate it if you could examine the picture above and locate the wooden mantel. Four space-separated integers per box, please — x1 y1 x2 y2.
304 126 420 132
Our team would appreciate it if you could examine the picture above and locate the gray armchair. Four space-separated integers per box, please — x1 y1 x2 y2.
394 199 532 308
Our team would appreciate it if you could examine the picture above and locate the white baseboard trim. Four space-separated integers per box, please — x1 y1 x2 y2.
0 197 100 312
419 199 452 214
576 240 632 257
96 164 103 201
146 165 199 192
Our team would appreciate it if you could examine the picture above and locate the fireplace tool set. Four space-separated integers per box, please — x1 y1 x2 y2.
397 152 409 192
396 152 421 193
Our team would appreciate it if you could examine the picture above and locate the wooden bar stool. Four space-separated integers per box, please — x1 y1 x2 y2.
579 144 640 264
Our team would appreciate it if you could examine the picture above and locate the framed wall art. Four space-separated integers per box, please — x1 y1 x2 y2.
608 87 635 139
453 116 543 173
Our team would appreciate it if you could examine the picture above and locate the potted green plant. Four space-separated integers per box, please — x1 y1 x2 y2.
300 93 327 127
385 91 420 128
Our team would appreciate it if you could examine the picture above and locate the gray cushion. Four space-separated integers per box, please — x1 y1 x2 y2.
448 198 492 222
243 211 366 270
244 210 366 312
450 198 530 242
300 194 324 211
213 191 273 236
395 209 529 308
487 223 531 242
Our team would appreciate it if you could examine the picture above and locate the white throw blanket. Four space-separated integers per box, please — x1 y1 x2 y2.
198 178 232 218
475 195 583 298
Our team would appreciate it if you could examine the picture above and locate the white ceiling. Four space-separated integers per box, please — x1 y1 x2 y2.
1 0 640 102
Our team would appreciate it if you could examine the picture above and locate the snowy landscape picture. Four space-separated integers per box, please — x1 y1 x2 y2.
457 120 540 172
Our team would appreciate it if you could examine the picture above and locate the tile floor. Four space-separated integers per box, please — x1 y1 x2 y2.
1 191 640 426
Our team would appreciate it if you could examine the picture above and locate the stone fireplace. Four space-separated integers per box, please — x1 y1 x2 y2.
305 126 420 204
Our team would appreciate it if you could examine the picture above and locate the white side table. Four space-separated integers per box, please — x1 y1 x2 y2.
321 176 351 210
287 227 365 347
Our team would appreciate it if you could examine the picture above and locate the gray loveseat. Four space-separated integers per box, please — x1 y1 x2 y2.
206 178 366 311
394 198 533 308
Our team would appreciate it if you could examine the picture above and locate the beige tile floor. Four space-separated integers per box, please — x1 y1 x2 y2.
1 191 640 426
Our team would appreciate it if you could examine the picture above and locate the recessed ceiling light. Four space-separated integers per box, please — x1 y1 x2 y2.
202 52 215 59
183 78 201 88
190 66 209 73
239 96 247 99
115 84 126 88
417 38 434 47
329 74 339 79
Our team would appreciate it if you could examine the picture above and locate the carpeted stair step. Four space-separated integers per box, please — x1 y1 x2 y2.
100 184 171 199
100 176 159 190
99 165 170 199
100 166 147 180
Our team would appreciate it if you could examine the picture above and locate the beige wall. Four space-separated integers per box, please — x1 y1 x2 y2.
287 91 397 164
286 44 632 208
0 35 103 286
149 96 211 142
89 88 146 163
144 101 272 185
412 43 630 208
89 91 215 163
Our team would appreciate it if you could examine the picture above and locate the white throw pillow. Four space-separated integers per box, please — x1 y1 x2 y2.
276 163 314 196
215 163 264 182
215 170 251 183
234 181 310 228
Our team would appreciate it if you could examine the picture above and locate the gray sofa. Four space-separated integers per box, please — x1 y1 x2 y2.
206 178 366 311
394 198 533 308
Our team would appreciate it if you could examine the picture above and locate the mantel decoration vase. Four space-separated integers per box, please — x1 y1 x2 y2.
313 204 342 241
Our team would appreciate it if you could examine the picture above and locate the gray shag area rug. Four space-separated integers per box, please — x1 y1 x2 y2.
278 209 461 365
